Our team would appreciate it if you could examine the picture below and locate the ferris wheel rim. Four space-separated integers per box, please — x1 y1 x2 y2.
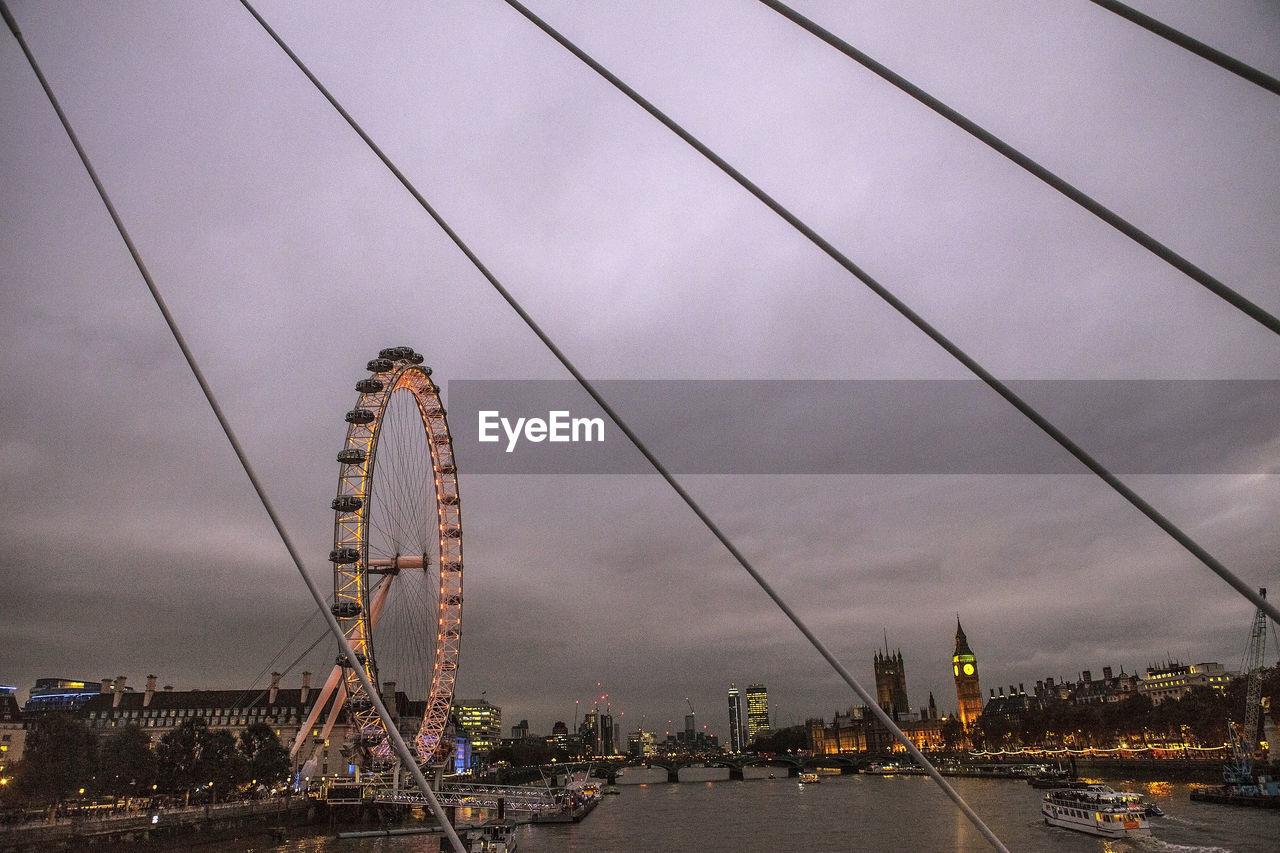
330 347 462 765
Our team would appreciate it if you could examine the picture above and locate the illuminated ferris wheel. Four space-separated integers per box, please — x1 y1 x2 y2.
327 346 462 764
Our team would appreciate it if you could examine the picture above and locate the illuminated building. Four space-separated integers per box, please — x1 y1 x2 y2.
727 684 744 753
22 677 105 716
746 683 770 746
952 619 983 728
551 720 568 753
1139 661 1230 705
454 698 502 761
627 729 657 758
874 639 909 721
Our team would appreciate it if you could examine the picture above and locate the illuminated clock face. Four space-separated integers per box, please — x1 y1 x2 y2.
963 663 975 676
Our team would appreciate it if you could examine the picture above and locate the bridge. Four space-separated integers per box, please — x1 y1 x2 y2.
552 753 864 784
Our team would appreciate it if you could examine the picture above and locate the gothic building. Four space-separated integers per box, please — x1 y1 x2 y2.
873 641 909 721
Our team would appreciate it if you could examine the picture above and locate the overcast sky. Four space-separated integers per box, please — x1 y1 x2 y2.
2 0 1278 742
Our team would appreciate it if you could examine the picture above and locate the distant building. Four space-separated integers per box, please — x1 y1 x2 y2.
454 699 501 762
982 683 1038 721
727 684 744 753
22 677 106 716
952 619 983 728
599 713 615 756
511 719 530 740
0 685 24 774
627 729 657 758
1139 662 1230 705
746 683 770 746
78 672 358 783
551 720 569 753
874 639 910 721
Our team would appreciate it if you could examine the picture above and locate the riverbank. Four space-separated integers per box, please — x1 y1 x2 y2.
0 798 311 852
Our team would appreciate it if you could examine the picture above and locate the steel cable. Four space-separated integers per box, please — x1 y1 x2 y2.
757 0 1280 336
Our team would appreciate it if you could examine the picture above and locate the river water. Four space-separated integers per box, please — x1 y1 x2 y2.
261 769 1276 853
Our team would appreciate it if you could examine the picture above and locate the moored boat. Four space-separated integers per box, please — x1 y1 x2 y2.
1040 784 1151 838
464 819 518 852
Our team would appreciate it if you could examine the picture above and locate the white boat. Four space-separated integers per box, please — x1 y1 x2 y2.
798 772 821 784
464 819 518 853
1040 784 1151 838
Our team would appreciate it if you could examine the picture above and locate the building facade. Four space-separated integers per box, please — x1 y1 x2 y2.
745 683 770 746
454 698 502 763
1139 662 1230 705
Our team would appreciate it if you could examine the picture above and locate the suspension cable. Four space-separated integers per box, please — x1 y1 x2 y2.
1089 0 1280 96
497 3 1277 626
756 0 1280 336
236 1 1010 848
0 7 466 851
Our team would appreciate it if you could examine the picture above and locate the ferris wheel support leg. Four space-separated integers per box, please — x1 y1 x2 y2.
291 665 344 759
368 574 396 629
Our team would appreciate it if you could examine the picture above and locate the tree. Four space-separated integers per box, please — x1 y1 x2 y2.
489 740 553 767
12 713 94 805
750 726 808 755
98 724 157 796
156 717 247 799
238 723 290 787
156 717 204 795
939 717 964 751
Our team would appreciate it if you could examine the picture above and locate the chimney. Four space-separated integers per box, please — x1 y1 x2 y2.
1082 670 1092 683
1018 683 1025 695
989 688 995 698
113 675 127 708
301 671 312 704
1103 666 1113 681
101 677 113 693
144 674 157 707
269 672 281 704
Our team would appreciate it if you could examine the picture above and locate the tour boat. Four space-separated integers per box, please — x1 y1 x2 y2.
798 772 821 784
1040 784 1151 838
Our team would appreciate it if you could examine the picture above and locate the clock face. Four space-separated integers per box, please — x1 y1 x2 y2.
963 663 975 676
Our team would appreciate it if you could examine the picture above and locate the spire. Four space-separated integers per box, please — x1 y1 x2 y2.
954 616 974 656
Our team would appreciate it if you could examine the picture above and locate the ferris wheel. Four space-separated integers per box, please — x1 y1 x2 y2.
305 347 462 766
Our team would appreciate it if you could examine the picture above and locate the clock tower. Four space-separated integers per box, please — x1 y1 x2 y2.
952 617 983 728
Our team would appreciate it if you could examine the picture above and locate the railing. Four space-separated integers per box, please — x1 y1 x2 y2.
370 783 566 814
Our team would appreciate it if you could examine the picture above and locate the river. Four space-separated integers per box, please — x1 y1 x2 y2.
248 767 1279 853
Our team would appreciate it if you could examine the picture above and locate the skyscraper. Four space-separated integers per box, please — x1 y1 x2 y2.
745 683 769 746
727 683 744 753
952 618 983 728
